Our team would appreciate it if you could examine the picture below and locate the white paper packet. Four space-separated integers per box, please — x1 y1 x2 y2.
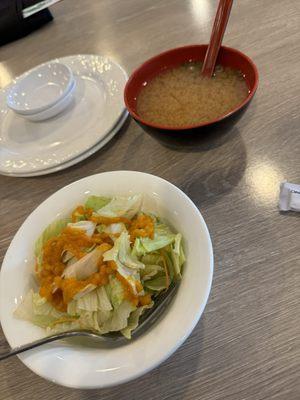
279 182 300 211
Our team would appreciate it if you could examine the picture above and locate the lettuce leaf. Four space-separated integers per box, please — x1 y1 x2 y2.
117 232 144 270
76 288 99 311
170 234 185 279
105 300 135 332
35 218 70 268
105 275 124 309
132 221 176 257
121 302 154 339
141 253 162 265
103 223 127 235
140 264 163 281
66 285 134 335
14 290 69 328
65 284 129 334
103 232 144 293
61 250 75 264
85 196 111 211
67 286 112 314
97 286 113 311
46 320 82 334
97 309 112 326
62 247 103 280
131 238 146 258
162 249 175 282
15 286 134 336
67 300 134 334
73 283 97 300
95 194 142 219
144 276 168 291
67 221 96 237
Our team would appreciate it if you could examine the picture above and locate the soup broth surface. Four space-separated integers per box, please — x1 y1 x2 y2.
137 62 249 127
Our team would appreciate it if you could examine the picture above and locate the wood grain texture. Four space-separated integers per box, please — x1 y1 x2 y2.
0 0 299 399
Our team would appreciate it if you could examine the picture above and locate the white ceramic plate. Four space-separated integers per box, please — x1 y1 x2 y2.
2 110 128 177
0 55 127 175
0 171 213 388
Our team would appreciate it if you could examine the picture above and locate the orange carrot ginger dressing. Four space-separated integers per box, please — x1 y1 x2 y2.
38 206 152 312
71 205 93 222
129 214 154 242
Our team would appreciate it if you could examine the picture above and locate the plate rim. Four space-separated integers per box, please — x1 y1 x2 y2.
0 110 129 177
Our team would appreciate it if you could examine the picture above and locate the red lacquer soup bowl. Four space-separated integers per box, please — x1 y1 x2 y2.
124 45 259 136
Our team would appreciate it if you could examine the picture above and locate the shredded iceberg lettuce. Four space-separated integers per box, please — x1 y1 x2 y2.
105 275 125 309
144 276 168 291
67 221 96 237
132 221 175 257
103 232 144 294
95 194 142 219
14 290 70 328
169 234 185 279
85 196 111 211
140 264 163 281
14 194 185 339
121 302 153 339
62 247 104 280
35 218 70 268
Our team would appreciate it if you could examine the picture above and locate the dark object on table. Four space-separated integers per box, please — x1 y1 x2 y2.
0 0 53 46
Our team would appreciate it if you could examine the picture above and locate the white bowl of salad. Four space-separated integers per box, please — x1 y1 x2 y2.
0 171 213 388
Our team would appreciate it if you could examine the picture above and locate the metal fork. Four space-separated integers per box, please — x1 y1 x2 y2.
0 282 179 361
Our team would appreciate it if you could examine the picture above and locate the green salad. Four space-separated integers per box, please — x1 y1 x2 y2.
14 194 185 338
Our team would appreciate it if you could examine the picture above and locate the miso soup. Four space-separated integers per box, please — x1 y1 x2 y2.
136 62 249 127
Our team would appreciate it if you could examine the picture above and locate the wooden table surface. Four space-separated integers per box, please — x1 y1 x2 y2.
0 0 299 399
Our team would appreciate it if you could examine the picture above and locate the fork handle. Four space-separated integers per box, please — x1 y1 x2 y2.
1 283 179 361
0 331 89 361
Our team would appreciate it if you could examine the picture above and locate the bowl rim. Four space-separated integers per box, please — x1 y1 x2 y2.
0 171 214 388
124 44 259 131
6 61 74 115
24 80 76 122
